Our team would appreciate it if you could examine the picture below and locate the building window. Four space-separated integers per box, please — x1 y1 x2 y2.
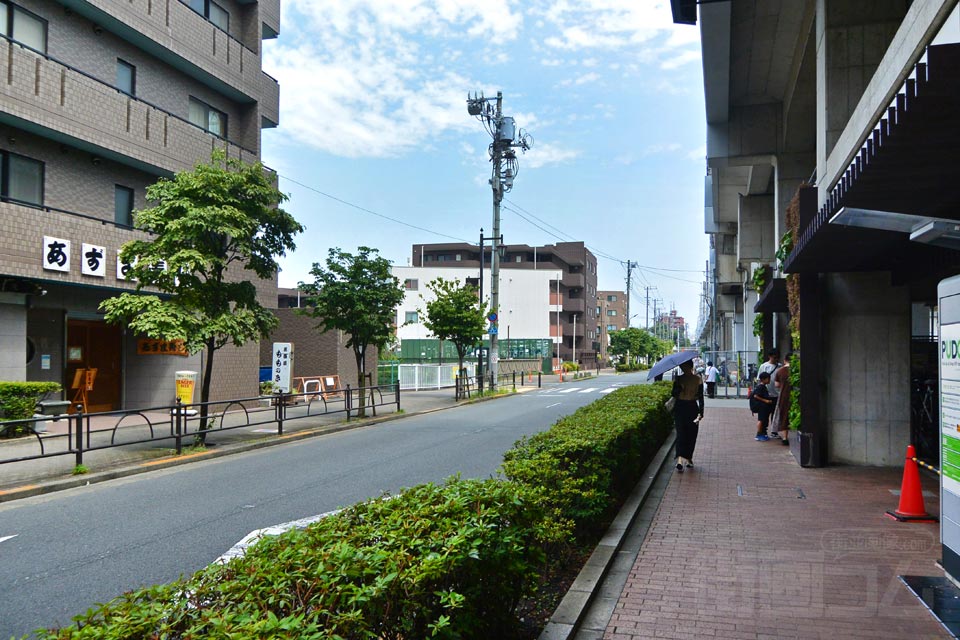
1 2 47 53
188 97 227 138
404 278 418 290
404 311 418 324
114 185 134 226
607 309 617 316
607 324 616 331
607 294 617 302
116 59 136 95
515 255 522 263
455 253 462 261
1 151 44 206
186 0 229 32
424 255 434 262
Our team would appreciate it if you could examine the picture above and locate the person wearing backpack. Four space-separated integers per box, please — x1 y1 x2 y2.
750 371 775 441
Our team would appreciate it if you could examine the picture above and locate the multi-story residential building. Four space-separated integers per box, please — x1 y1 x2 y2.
0 0 280 410
408 241 599 365
596 290 627 365
673 0 960 468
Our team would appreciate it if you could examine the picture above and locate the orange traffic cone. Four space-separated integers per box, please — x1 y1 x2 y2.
885 445 937 522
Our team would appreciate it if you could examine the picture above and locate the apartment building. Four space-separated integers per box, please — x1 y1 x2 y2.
0 0 280 410
409 241 599 365
596 290 627 365
674 0 960 468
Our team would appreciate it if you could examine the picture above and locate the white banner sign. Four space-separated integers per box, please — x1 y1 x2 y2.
42 236 70 272
272 343 294 392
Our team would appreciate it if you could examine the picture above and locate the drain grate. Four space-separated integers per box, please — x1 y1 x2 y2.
736 485 807 499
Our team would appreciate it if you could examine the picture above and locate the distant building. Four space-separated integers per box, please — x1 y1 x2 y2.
408 241 599 365
596 291 627 365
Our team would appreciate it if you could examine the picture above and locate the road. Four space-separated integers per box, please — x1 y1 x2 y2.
0 372 647 638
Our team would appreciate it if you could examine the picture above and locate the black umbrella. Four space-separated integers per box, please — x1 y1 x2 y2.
646 350 699 380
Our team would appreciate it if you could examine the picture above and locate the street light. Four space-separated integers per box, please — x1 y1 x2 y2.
467 91 532 389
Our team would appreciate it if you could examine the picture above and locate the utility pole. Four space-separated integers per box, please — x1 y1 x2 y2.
467 91 532 389
645 286 656 331
624 261 637 326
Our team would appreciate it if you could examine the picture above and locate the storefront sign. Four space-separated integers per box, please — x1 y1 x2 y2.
42 236 71 272
272 342 293 392
938 275 960 583
117 251 135 281
137 339 188 356
81 243 106 277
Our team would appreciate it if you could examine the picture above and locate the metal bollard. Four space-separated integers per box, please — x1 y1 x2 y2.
277 390 285 435
74 404 84 467
346 384 352 419
396 381 401 412
538 371 542 388
174 397 183 455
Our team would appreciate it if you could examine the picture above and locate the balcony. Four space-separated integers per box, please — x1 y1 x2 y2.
64 0 273 106
561 271 585 288
261 72 279 127
0 42 258 174
260 0 281 38
563 297 586 314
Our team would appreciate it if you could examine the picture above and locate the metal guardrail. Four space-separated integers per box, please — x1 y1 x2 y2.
0 383 400 469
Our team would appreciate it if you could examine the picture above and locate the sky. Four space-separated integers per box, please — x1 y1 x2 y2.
260 0 708 333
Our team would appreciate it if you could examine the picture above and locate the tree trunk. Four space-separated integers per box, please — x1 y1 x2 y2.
196 337 216 445
355 345 366 418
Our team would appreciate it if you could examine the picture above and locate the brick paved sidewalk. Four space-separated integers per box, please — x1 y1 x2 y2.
605 405 949 640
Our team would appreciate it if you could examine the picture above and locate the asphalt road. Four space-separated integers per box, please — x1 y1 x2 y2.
0 372 648 638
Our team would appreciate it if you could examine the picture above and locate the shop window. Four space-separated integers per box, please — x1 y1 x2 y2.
1 151 44 207
1 2 47 53
115 185 134 226
116 59 136 96
188 97 227 138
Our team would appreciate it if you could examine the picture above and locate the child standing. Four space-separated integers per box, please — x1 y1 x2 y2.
750 371 775 441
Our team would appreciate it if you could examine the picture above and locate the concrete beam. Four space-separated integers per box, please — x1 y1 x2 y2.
700 0 731 124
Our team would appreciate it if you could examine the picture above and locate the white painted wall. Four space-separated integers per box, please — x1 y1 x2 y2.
392 266 562 341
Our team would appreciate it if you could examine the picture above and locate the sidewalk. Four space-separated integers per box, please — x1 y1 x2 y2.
601 401 948 639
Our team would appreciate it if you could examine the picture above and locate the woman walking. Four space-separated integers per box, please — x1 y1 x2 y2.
671 359 704 472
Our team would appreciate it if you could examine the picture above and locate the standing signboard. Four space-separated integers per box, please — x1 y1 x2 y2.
939 276 960 580
272 343 294 393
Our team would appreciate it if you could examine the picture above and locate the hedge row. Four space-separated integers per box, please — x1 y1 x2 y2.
35 383 673 640
502 382 673 540
0 381 62 436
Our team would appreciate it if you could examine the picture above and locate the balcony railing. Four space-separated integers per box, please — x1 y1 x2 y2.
0 38 258 174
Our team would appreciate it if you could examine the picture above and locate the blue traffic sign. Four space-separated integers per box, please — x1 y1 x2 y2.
488 312 498 322
487 326 498 335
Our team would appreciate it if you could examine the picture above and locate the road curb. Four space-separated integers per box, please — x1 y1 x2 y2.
0 389 542 504
538 430 677 640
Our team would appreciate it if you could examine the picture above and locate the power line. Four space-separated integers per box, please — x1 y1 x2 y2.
278 174 470 243
503 198 577 242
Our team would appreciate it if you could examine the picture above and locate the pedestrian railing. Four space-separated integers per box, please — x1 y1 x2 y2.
456 370 542 400
0 383 400 469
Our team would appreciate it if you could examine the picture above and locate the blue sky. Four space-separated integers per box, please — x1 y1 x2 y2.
261 0 708 331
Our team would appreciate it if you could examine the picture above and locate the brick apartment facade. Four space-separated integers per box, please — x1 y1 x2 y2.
0 0 280 409
596 290 627 365
411 241 599 365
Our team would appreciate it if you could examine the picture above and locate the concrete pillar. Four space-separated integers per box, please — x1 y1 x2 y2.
824 271 910 466
774 153 815 243
0 296 27 381
815 0 909 187
737 195 776 266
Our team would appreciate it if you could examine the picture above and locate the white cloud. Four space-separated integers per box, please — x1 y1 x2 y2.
660 49 701 70
558 71 601 87
523 142 580 169
687 144 706 162
643 143 682 155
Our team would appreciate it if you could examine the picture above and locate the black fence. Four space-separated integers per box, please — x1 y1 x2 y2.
0 383 400 469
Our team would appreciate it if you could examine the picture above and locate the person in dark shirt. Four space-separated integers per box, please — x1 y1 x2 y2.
751 371 775 441
671 360 705 472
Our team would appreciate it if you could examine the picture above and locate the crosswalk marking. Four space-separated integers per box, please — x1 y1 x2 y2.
600 388 615 394
578 388 596 393
558 388 578 393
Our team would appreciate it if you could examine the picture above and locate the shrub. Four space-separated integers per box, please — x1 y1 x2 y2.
37 478 548 640
561 362 579 372
501 383 673 541
615 363 641 372
0 381 62 437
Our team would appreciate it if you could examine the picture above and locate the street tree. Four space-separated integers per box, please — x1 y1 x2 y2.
300 247 405 417
100 151 303 437
420 278 486 377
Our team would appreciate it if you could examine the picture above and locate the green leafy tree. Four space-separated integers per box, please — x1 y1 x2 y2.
300 247 405 417
100 151 302 435
421 278 486 375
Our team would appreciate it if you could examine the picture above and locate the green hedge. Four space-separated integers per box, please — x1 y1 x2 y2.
502 383 672 540
34 384 673 639
0 381 62 436
615 363 642 372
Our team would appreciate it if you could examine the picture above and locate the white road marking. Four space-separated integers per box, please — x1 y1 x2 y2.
559 388 578 394
0 535 18 545
600 388 616 394
578 388 596 393
545 402 561 408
